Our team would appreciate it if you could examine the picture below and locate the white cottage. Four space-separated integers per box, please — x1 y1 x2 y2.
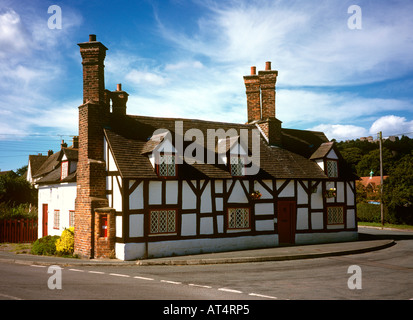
73 35 358 260
35 143 78 237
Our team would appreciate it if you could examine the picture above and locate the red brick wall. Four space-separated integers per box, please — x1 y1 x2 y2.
74 36 109 259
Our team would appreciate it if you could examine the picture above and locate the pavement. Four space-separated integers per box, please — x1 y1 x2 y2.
0 229 397 267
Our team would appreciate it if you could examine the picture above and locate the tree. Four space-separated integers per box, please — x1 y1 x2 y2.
383 152 413 224
0 170 37 206
355 148 394 177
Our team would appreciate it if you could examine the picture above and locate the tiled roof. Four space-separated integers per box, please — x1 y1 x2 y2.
310 142 334 160
104 114 331 180
34 148 78 185
28 154 48 176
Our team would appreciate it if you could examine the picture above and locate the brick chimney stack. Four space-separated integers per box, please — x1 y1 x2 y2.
75 35 110 259
244 62 282 146
243 66 261 122
78 34 108 105
258 61 278 119
111 83 129 116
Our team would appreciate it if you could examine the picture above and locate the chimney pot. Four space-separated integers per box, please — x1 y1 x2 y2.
89 34 96 42
117 83 122 91
265 61 271 71
251 66 256 75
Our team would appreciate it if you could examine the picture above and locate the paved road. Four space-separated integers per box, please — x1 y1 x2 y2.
0 227 412 301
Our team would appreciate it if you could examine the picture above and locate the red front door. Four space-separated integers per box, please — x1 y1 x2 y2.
42 204 48 237
278 201 296 245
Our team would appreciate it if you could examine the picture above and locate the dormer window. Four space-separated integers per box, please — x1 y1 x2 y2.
156 153 177 178
326 160 338 178
61 160 69 180
230 155 245 177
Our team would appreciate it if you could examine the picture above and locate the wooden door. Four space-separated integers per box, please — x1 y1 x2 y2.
278 201 296 245
42 204 48 237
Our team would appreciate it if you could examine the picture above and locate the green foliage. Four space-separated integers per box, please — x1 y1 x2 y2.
31 235 60 256
0 202 37 220
355 148 395 177
0 170 37 206
383 152 413 225
55 227 75 256
338 136 413 225
357 203 386 223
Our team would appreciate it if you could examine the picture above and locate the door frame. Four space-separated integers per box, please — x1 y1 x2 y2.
42 203 48 237
277 200 296 245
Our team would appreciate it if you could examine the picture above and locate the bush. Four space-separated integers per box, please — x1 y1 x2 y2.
55 227 74 256
31 235 60 256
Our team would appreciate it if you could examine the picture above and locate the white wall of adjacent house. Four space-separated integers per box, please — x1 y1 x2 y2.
37 182 76 237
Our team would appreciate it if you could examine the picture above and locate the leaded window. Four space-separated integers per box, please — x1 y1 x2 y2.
157 154 176 177
227 208 250 230
150 209 177 234
230 156 245 176
327 206 344 225
326 160 338 178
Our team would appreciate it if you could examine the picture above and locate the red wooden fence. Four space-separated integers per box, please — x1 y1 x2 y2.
0 219 38 243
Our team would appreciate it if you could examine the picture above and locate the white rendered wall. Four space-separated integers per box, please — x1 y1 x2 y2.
38 183 76 237
119 234 278 260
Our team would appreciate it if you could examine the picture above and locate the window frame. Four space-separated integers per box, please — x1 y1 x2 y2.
61 160 69 180
229 155 247 177
327 206 344 226
226 207 251 231
149 209 178 236
155 153 178 179
69 210 75 227
325 159 339 178
53 209 60 230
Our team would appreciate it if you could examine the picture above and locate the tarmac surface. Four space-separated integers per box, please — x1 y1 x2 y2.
0 227 398 267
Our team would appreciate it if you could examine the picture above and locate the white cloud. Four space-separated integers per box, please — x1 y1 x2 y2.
369 115 413 136
164 60 204 71
125 69 168 87
157 0 413 86
309 124 367 141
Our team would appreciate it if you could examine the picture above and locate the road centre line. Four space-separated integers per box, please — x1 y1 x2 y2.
218 288 243 294
109 273 130 278
31 265 282 299
249 293 278 300
188 283 212 289
134 276 155 281
161 280 182 285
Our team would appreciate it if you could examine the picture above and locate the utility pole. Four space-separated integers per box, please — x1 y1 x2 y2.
378 131 384 228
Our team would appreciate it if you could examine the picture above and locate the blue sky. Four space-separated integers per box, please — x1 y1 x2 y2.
1 0 413 171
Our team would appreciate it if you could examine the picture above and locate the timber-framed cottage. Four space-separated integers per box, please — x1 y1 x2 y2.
73 35 358 260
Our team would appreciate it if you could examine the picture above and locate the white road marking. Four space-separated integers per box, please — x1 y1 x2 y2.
161 280 182 285
88 270 105 274
134 276 155 281
30 265 46 268
188 283 212 289
69 268 84 272
249 293 278 300
109 273 130 278
218 288 243 294
0 293 23 300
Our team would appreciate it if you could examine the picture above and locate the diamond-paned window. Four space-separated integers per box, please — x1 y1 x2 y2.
326 160 338 178
230 156 245 176
158 154 176 177
227 208 250 230
327 206 344 225
150 209 177 234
